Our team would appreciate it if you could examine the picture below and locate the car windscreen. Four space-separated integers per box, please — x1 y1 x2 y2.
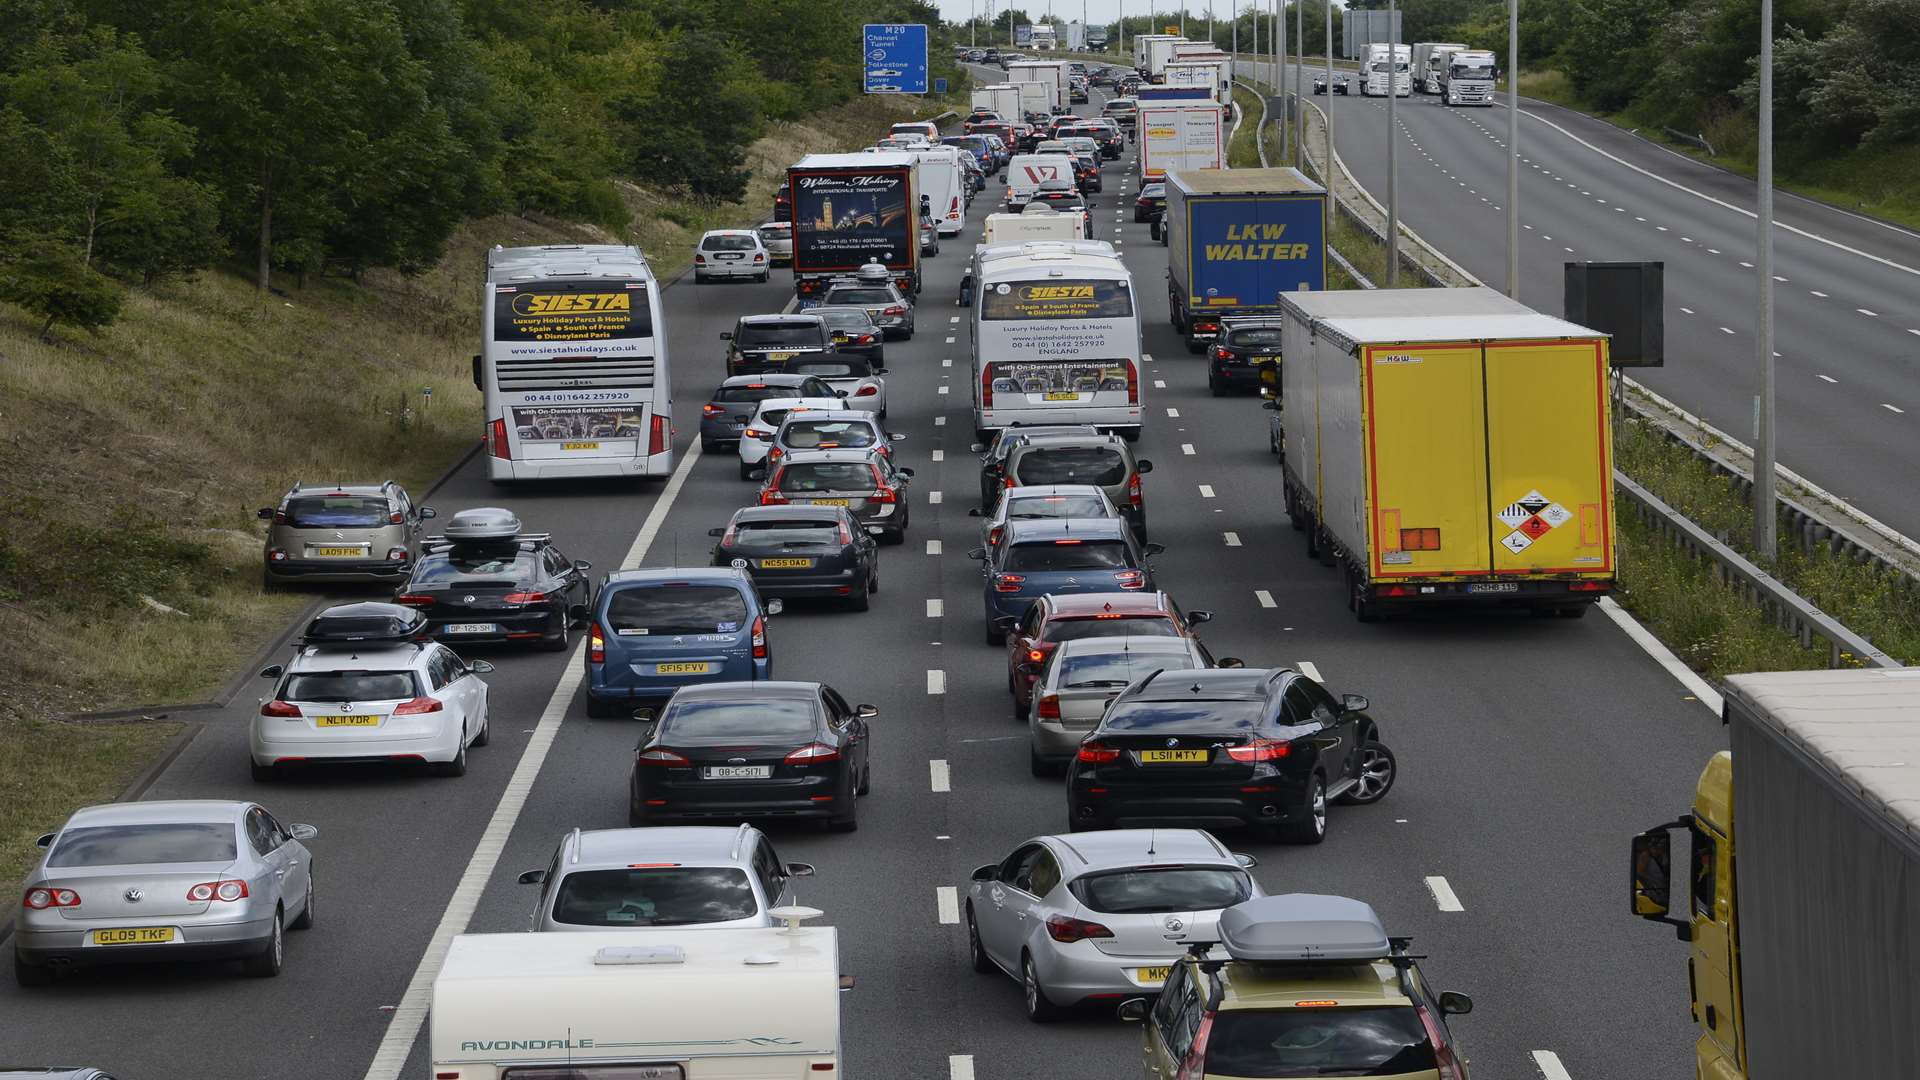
411 550 539 584
48 823 238 867
737 323 825 347
1069 866 1253 913
1227 327 1284 348
827 288 898 305
1203 1007 1437 1078
814 309 877 331
1005 494 1109 520
782 421 877 449
778 461 877 492
1046 616 1180 645
605 586 749 635
732 518 844 546
1012 447 1128 486
660 697 819 742
1102 699 1263 732
283 671 418 701
703 234 757 251
756 226 790 241
791 359 872 379
1003 540 1131 572
550 867 757 927
715 383 805 404
283 495 389 529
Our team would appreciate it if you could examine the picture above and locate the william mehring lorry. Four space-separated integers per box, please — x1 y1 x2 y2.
1629 669 1920 1080
787 152 920 303
1162 167 1326 353
1274 288 1616 619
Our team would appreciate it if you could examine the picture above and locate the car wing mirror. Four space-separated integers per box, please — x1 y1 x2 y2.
517 869 547 885
1232 852 1258 869
838 974 857 992
259 664 284 679
992 616 1019 632
764 598 785 615
287 823 320 841
836 389 849 397
36 832 55 848
895 467 915 479
1438 991 1473 1016
787 862 817 877
469 660 496 675
709 527 726 537
874 368 890 376
719 331 733 340
573 560 592 572
417 506 437 519
855 704 879 718
966 508 983 517
1134 459 1154 473
1187 610 1213 625
1262 398 1279 410
1215 657 1246 669
748 469 767 481
1116 998 1150 1023
889 432 907 441
1340 693 1369 713
256 507 275 520
1143 543 1166 557
971 863 998 882
969 443 987 453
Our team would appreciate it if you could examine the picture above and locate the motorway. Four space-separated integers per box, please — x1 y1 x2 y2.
0 85 1729 1080
1242 57 1920 542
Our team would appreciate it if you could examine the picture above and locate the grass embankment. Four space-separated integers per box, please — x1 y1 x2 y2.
0 90 935 888
1227 85 1265 168
1511 69 1920 233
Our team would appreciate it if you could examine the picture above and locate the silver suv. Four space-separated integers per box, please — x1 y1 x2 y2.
257 481 434 588
517 824 815 932
1003 433 1154 541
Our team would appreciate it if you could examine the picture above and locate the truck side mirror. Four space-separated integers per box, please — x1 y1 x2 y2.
1630 824 1693 940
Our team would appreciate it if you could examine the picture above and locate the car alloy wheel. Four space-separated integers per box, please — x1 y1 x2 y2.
290 871 315 930
243 911 284 977
1022 953 1063 1021
1279 776 1329 845
967 907 995 972
1337 741 1397 805
436 737 467 777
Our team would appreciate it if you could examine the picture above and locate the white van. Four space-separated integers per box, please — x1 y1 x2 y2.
431 921 841 1079
966 240 1144 441
1005 153 1077 208
981 205 1085 245
909 146 968 236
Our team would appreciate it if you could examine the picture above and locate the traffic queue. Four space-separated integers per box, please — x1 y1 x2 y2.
13 55 1484 1080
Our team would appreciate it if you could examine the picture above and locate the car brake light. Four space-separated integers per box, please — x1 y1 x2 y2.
1113 570 1146 590
1125 358 1139 404
589 623 605 663
1211 345 1231 361
785 743 841 764
987 526 1003 546
489 418 510 459
744 428 768 439
768 447 784 461
502 591 547 604
760 483 787 505
392 696 444 716
838 520 853 545
981 365 995 408
649 414 668 456
855 384 879 396
395 594 434 607
752 614 767 659
1036 694 1061 719
883 305 907 316
1568 580 1610 592
1076 741 1121 763
260 700 302 718
1195 320 1220 333
1227 738 1290 762
187 880 250 903
993 573 1025 593
1127 471 1143 509
23 887 81 909
703 403 725 417
694 253 706 263
1044 914 1113 942
635 748 691 767
388 511 405 525
753 253 765 262
386 546 408 561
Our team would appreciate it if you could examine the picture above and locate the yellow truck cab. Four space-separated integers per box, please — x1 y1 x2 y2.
1120 894 1472 1079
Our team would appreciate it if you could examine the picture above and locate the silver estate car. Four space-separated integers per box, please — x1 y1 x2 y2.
258 480 434 588
517 824 815 932
965 829 1260 1021
1027 636 1214 775
15 800 318 986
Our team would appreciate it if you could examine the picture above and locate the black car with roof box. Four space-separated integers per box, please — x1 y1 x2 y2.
393 508 591 651
710 504 878 610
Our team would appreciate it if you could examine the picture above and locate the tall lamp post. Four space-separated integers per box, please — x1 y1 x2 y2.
1755 0 1777 558
1505 0 1519 297
1385 0 1398 285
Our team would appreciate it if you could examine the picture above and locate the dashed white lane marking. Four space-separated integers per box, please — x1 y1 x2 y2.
929 758 951 792
1679 307 1694 315
1858 308 1879 317
1530 1050 1575 1080
929 491 943 504
1719 327 1736 335
1166 407 1180 417
926 598 943 618
1424 875 1466 912
1635 216 1646 222
1818 374 1838 384
1884 403 1907 414
1909 329 1920 337
1739 260 1753 268
937 385 949 394
1198 484 1215 498
927 669 946 695
943 357 952 367
1707 248 1721 254
1682 236 1694 242
934 416 946 426
931 450 944 462
1154 379 1167 388
1255 589 1277 608
1223 531 1242 547
936 886 959 923
1523 224 1533 230
1811 290 1829 297
926 539 943 555
1564 247 1574 253
950 1055 976 1080
945 336 955 343
1656 225 1669 231
1775 276 1789 283
1181 443 1196 455
1297 661 1323 682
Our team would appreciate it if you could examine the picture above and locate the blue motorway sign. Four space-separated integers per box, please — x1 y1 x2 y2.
863 23 928 95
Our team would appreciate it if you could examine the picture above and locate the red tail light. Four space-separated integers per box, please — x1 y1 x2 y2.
395 594 434 607
1077 741 1121 763
1127 472 1143 509
1045 914 1114 942
751 615 767 659
1037 694 1061 719
993 573 1025 593
24 887 82 909
753 253 765 262
260 700 302 718
987 526 1004 546
1114 569 1146 589
489 418 510 459
271 509 288 525
502 591 548 605
743 428 769 440
760 484 787 505
949 196 960 216
837 520 853 545
393 696 444 716
636 748 691 767
883 305 908 316
981 368 996 409
1568 580 1610 592
1211 345 1231 361
1125 359 1139 404
694 253 706 263
589 623 605 663
1226 738 1291 762
702 403 725 417
187 880 250 903
854 384 879 397
649 414 669 456
784 743 841 765
1027 649 1046 663
870 487 897 504
389 511 405 525
768 447 784 461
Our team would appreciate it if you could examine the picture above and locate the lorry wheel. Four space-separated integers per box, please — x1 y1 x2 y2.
1305 514 1320 559
1284 485 1305 531
1349 571 1380 623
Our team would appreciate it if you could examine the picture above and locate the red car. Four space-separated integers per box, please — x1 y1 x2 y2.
1002 592 1217 717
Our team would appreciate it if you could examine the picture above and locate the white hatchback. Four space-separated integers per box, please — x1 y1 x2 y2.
756 221 794 265
735 396 842 480
252 640 493 780
694 229 770 283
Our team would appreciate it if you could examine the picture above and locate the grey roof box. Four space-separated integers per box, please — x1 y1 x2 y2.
441 507 523 543
1217 894 1391 963
302 602 427 645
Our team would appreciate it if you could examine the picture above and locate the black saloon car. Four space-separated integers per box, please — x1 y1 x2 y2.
396 532 590 651
1134 182 1167 222
1209 317 1285 396
709 504 878 610
1066 668 1396 843
629 681 876 832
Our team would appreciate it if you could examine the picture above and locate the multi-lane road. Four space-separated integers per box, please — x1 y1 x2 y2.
2 85 1730 1080
1241 57 1920 542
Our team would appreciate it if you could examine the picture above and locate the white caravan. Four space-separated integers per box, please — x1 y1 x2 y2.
909 146 968 236
982 204 1087 245
1004 153 1078 208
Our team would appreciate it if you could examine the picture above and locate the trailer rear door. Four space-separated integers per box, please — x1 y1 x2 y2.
1482 339 1613 575
1361 343 1491 577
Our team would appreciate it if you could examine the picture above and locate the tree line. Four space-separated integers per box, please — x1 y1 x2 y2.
0 0 956 337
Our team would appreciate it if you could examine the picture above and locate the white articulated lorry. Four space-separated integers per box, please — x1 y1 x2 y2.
1411 42 1466 94
1438 49 1497 106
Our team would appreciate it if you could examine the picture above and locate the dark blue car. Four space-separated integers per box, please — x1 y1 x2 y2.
940 134 996 175
970 519 1162 645
584 567 777 717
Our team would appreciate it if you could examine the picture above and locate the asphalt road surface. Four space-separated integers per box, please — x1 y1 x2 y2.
1244 58 1920 542
1 86 1729 1080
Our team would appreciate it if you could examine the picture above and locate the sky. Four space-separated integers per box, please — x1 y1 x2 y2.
931 1 1348 27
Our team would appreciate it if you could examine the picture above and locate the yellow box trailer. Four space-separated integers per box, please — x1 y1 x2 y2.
1273 287 1616 619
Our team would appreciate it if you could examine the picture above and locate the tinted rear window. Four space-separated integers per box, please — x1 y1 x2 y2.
283 671 417 701
1203 1007 1436 1078
791 359 872 379
550 867 757 927
1102 699 1263 731
1070 867 1252 913
606 586 748 635
703 234 757 251
660 697 818 742
1003 540 1131 572
782 421 878 449
412 550 538 584
733 519 843 545
1046 616 1180 644
48 823 238 867
778 461 877 492
828 288 897 305
815 310 876 331
1228 328 1284 347
284 495 388 528
1057 647 1195 688
1005 494 1109 520
715 383 802 404
738 323 825 346
1013 447 1128 486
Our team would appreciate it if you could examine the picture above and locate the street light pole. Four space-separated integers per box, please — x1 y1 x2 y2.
1324 0 1333 245
1278 0 1288 162
1294 0 1302 164
1506 0 1519 297
1386 0 1398 285
1755 0 1777 559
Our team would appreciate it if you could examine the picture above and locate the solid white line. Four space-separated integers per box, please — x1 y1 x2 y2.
1223 531 1241 547
936 886 960 924
926 598 943 618
1818 374 1838 384
359 441 704 1080
1198 484 1215 498
1883 403 1906 414
932 450 945 462
1598 597 1721 713
1254 589 1276 608
929 758 951 792
1424 875 1465 912
926 539 942 555
1531 1050 1575 1080
1296 661 1323 683
927 669 946 695
950 1055 976 1080
929 491 943 504
1181 443 1196 456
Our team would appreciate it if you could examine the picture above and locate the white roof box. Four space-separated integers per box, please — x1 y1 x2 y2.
441 507 523 542
1217 894 1392 962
